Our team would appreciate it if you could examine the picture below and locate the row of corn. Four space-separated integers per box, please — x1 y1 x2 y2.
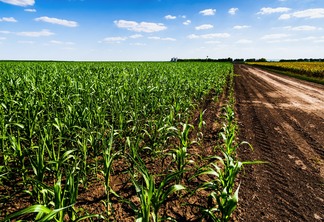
0 61 248 221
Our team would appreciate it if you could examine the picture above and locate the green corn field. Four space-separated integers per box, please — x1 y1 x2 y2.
0 61 248 221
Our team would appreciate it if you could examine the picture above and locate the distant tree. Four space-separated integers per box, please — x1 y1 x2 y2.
257 58 267 62
234 58 244 63
245 58 256 62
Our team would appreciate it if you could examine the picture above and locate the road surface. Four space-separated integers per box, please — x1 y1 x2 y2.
234 64 324 221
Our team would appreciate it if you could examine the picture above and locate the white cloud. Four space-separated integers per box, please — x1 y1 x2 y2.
148 36 176 41
199 9 216 16
233 25 250 30
263 36 324 43
0 37 6 40
129 34 143 39
279 8 324 20
195 24 213 30
130 43 146 46
261 33 290 40
50 40 75 45
100 34 143 44
50 40 63 44
187 33 230 39
0 17 17 22
24 8 36 12
35 16 78 27
236 39 253 44
0 0 34 6
164 15 176 20
284 25 322 31
102 36 128 43
0 30 11 34
257 7 291 15
17 29 54 37
228 8 239 15
183 20 191 25
114 20 167 33
279 14 291 20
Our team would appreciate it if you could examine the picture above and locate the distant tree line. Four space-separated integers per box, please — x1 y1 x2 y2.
279 58 324 62
171 57 323 63
174 57 234 62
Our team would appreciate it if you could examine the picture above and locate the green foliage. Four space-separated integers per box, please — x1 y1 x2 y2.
129 155 186 222
0 61 233 221
169 123 195 183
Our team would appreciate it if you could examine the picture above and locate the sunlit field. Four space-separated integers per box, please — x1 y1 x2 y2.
0 61 247 221
247 61 324 79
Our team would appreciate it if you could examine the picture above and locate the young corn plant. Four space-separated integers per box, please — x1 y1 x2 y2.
198 109 206 131
219 106 237 156
9 131 28 183
219 105 253 157
196 152 260 222
30 141 46 184
129 155 185 222
28 141 47 204
101 127 121 215
190 88 252 221
4 164 90 221
75 128 90 187
3 202 103 222
3 204 72 222
169 123 195 183
193 153 241 222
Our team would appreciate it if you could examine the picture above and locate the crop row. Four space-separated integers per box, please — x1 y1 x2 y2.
0 61 246 221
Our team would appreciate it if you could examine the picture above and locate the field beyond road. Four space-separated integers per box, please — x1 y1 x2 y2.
234 64 324 221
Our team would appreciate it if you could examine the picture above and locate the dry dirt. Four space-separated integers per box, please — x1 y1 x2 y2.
234 64 324 222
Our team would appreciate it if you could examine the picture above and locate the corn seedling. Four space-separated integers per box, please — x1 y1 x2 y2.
101 127 121 215
129 155 186 222
191 153 241 222
198 109 206 130
169 123 196 183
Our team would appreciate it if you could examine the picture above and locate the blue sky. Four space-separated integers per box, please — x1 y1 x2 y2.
0 0 323 61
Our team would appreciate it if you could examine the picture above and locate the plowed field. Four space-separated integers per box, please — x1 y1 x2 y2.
234 64 324 221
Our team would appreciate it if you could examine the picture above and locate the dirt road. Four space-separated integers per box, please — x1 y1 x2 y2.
234 64 324 221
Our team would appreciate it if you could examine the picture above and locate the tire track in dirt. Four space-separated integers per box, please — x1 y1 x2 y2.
234 64 324 222
235 69 306 221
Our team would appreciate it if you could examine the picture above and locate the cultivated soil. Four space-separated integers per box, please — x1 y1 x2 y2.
234 64 324 221
1 64 324 221
0 85 230 221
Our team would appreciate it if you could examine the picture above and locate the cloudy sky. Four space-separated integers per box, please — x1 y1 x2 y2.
0 0 323 61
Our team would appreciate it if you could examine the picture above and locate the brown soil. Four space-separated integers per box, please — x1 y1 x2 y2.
0 86 229 221
234 64 324 221
2 64 323 221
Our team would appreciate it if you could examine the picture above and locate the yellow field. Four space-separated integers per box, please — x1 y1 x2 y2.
247 62 324 78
